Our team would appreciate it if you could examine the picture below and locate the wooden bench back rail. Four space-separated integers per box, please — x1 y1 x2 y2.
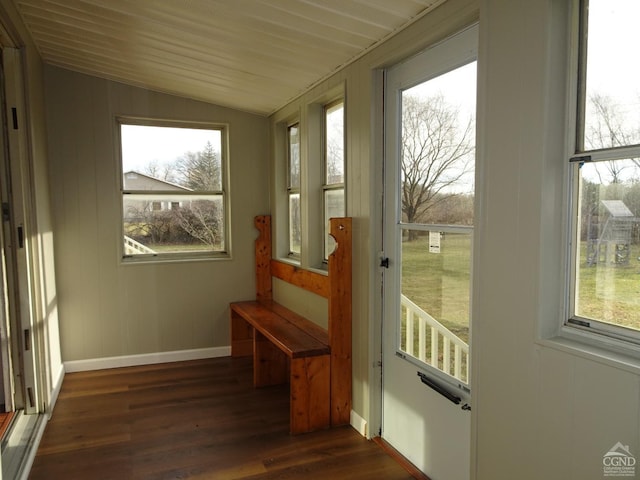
232 215 352 432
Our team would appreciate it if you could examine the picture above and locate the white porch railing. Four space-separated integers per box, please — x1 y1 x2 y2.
401 294 469 383
124 235 157 255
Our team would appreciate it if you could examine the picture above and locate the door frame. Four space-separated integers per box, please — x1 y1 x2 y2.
0 45 46 417
368 23 479 478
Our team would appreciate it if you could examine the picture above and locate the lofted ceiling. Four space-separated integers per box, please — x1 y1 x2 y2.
12 0 444 116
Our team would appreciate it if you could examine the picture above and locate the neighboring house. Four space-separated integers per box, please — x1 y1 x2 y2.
122 170 191 217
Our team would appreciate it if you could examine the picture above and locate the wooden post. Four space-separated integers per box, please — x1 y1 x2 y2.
230 310 253 357
328 217 352 426
290 355 331 434
254 215 272 302
253 331 287 387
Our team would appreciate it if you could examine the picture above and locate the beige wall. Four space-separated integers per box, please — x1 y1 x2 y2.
44 66 269 362
473 1 640 479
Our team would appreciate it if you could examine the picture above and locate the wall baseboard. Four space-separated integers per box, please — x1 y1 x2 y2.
350 409 368 437
63 346 231 373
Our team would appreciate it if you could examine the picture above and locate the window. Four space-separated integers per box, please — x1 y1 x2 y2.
323 101 345 259
287 123 301 257
568 0 640 343
120 120 228 261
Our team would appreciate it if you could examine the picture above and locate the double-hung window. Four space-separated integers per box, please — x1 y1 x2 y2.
568 0 640 344
120 119 228 261
287 122 301 257
323 101 345 259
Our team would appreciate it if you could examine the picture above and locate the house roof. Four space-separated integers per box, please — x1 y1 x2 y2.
123 170 192 191
601 200 634 218
12 0 446 116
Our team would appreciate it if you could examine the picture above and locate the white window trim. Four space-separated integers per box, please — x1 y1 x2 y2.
287 121 301 259
322 99 346 262
271 85 346 271
555 0 640 361
117 117 231 264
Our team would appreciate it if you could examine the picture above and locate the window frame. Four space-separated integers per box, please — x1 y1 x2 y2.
322 99 346 261
286 121 302 259
118 117 230 264
565 0 640 348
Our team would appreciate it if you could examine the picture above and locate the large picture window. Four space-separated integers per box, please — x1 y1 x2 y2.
120 120 228 261
569 0 640 342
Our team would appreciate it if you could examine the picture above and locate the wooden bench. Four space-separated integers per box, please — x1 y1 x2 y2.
230 215 352 434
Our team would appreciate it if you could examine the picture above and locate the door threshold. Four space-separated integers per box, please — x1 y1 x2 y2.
373 436 431 480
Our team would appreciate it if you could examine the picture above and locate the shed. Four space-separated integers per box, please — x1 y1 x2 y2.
586 200 637 265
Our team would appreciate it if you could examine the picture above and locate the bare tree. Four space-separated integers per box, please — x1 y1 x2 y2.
401 94 474 237
586 93 640 183
144 160 177 183
173 199 223 248
173 141 221 191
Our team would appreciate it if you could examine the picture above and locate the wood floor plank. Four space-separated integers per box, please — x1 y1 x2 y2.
29 357 416 480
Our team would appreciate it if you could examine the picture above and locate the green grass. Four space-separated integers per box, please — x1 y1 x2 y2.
401 234 471 344
577 242 640 331
400 237 640 349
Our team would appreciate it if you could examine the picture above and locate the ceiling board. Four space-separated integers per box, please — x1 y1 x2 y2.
14 0 445 115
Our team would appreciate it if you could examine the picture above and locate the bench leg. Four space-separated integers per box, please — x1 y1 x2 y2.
253 331 288 387
290 355 330 434
231 311 253 357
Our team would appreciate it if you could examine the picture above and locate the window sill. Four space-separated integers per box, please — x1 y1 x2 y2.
538 327 640 375
273 257 329 277
121 252 231 265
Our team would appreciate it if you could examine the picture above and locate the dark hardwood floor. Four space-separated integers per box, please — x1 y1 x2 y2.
29 356 416 479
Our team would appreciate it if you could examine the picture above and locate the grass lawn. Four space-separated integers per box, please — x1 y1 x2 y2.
401 236 640 346
577 242 640 331
401 233 471 344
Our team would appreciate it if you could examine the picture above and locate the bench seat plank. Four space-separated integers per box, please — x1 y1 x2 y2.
230 301 330 358
266 301 330 346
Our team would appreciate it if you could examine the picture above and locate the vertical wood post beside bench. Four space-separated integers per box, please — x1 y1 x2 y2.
230 215 352 434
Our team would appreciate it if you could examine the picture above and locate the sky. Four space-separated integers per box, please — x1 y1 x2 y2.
403 61 478 194
583 0 640 184
121 124 221 173
586 0 640 110
404 61 477 119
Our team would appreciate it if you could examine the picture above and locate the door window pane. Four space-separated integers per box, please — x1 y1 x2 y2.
397 61 476 383
400 229 471 382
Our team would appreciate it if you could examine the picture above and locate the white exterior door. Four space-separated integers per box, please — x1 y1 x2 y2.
381 25 477 480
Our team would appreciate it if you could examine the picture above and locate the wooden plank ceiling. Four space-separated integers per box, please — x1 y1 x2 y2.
13 0 444 115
